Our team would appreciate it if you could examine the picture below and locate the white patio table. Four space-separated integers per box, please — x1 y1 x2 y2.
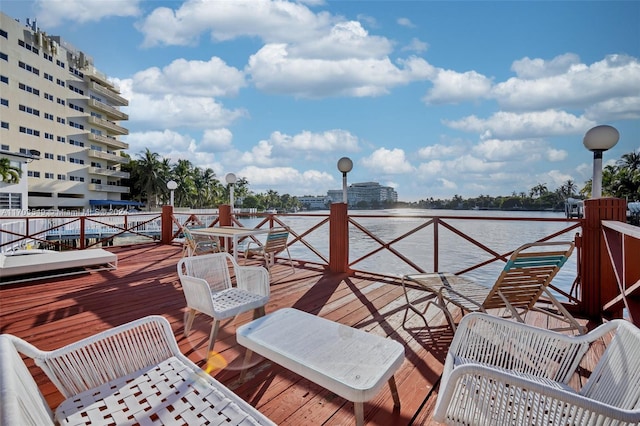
237 308 405 426
190 226 269 262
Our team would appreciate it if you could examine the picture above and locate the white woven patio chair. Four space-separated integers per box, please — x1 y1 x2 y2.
0 315 275 426
434 312 640 425
177 252 270 355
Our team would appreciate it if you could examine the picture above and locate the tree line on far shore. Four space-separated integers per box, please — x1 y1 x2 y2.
120 149 639 211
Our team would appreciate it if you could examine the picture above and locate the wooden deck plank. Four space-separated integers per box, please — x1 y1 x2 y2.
0 243 594 425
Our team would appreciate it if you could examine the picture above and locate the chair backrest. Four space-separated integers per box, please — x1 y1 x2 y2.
580 320 640 410
177 252 234 293
482 241 574 310
0 336 54 425
263 228 289 254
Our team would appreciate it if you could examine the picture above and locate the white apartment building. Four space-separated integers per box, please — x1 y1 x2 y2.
297 195 330 210
327 182 398 207
0 13 131 211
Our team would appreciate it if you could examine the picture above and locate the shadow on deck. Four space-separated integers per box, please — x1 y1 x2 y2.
0 243 589 425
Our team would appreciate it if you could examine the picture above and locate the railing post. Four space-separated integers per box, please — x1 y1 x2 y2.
219 204 232 226
161 205 174 245
218 204 232 251
329 203 350 273
581 198 626 319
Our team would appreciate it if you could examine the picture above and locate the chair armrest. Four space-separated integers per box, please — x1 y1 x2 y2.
235 265 270 296
434 362 640 424
180 275 216 314
448 313 594 383
8 316 180 398
0 336 55 425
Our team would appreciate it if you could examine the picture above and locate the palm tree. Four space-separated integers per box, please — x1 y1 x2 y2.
0 157 22 184
618 151 640 171
172 159 196 207
136 149 165 210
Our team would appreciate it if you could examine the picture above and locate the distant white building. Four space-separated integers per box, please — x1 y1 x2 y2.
298 195 329 210
0 13 132 210
327 181 398 207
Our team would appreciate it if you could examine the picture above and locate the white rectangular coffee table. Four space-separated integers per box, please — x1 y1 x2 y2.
237 308 404 426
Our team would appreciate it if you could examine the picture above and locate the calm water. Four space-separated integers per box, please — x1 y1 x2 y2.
239 209 580 299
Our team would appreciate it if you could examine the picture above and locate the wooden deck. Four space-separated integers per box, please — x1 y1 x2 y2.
0 243 593 425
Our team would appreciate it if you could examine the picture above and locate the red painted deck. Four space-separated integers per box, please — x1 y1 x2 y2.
0 243 593 425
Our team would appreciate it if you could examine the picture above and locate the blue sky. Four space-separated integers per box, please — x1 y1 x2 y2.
3 0 639 201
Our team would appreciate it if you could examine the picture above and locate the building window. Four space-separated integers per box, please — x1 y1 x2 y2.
44 132 53 140
19 126 40 136
28 170 41 178
0 98 7 107
44 93 53 101
57 155 66 161
45 172 54 179
44 112 53 120
19 104 40 116
0 52 7 61
69 157 84 165
57 174 66 180
18 83 40 96
45 152 54 159
57 117 66 124
56 78 65 87
57 136 66 143
43 72 53 82
0 75 8 84
0 193 22 209
56 98 65 105
1 122 8 129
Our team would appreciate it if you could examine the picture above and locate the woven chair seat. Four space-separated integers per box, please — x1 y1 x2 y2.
57 357 262 425
212 288 269 318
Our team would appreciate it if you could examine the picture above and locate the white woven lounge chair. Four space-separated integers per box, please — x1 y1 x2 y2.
177 252 270 355
434 312 640 425
0 315 275 426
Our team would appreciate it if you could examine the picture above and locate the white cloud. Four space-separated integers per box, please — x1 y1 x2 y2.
238 166 336 194
34 0 141 27
125 130 194 158
444 110 595 139
137 0 334 47
492 54 640 111
270 129 360 152
201 128 233 151
361 148 414 174
397 17 415 28
402 38 429 53
247 44 430 98
417 144 464 159
511 53 581 79
423 69 493 104
132 57 246 97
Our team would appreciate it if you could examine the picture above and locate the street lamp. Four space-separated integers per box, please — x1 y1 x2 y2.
337 157 353 205
583 125 619 198
225 173 237 209
166 180 177 206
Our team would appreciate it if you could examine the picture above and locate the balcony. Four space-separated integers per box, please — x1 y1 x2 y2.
88 82 128 106
87 150 130 164
88 116 128 136
83 67 115 89
88 183 129 194
88 98 128 121
88 133 128 150
88 167 130 179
